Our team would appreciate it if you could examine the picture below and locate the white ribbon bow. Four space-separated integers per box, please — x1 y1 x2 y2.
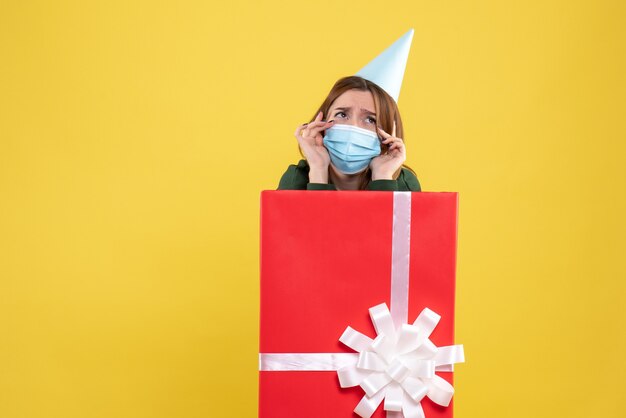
338 303 464 418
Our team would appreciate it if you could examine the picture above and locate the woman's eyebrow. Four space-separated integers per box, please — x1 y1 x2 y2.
333 106 376 115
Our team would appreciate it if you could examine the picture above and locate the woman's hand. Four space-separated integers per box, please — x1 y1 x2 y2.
294 111 334 183
370 124 406 180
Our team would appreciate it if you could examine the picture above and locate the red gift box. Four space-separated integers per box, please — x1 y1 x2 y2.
259 191 462 418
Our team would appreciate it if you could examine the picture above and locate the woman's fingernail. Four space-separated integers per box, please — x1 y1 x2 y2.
329 120 334 123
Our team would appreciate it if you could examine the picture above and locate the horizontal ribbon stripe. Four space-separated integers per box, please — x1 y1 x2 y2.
259 353 357 371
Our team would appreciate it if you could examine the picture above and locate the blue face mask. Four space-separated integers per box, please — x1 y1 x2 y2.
323 124 381 174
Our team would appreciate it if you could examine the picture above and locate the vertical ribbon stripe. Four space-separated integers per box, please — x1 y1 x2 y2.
390 192 411 328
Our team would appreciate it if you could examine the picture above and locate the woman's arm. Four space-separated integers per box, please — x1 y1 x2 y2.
365 168 421 191
277 160 337 190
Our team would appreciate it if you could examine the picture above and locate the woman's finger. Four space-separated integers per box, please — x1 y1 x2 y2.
299 112 325 136
388 138 405 151
377 126 392 139
382 137 403 147
303 121 333 137
294 123 308 137
391 139 405 148
392 144 406 155
305 120 332 130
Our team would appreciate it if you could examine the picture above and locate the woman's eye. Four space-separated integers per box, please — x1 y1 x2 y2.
334 111 347 118
366 116 377 124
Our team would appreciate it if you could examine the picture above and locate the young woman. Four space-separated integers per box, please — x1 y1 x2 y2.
277 76 421 191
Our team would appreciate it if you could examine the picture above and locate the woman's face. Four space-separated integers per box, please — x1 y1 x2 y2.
326 89 378 133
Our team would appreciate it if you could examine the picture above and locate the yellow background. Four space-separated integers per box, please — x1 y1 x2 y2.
1 1 625 417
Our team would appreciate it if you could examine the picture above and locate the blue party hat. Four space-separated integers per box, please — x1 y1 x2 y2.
356 29 414 102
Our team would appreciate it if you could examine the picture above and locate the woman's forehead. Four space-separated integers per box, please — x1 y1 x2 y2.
331 89 375 109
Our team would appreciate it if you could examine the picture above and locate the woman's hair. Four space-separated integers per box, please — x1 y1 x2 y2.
302 75 416 189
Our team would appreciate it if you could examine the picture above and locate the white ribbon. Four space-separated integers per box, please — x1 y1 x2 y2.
259 353 358 371
259 192 465 417
390 192 412 328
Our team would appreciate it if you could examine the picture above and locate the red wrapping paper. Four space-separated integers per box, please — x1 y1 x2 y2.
259 191 458 418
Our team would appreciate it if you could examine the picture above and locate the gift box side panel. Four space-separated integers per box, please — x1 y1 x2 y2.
259 372 363 418
260 191 395 353
408 192 458 347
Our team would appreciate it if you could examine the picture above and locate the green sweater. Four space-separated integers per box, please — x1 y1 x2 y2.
277 160 421 191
